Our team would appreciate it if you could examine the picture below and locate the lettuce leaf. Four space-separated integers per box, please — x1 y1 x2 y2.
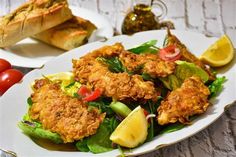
160 61 209 90
76 117 119 153
208 76 226 98
76 138 90 152
18 121 63 144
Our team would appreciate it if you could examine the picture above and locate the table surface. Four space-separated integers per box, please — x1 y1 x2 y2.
1 0 236 157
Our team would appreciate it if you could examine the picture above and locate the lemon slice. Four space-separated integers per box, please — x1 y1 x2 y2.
200 35 234 67
46 72 74 86
110 106 148 148
46 72 74 82
31 72 74 90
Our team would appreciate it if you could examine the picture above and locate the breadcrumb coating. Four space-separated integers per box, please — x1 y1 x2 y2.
30 79 105 143
157 76 210 125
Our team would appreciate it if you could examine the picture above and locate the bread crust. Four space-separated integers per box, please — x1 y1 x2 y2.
33 16 97 50
0 0 72 47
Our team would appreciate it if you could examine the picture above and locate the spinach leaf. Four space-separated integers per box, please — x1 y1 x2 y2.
160 116 197 134
76 118 118 153
87 98 114 116
128 40 159 54
27 97 33 107
76 139 89 152
97 57 128 73
208 76 226 98
109 116 119 131
141 73 153 81
160 122 185 134
146 103 155 142
143 98 162 142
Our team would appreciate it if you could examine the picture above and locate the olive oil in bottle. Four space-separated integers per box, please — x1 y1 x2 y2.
122 4 160 35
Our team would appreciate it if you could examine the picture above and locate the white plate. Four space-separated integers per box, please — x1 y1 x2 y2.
0 6 114 68
0 30 235 157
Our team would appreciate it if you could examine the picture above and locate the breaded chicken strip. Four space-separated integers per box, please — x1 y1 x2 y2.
165 29 215 80
73 57 158 101
30 79 105 143
157 76 210 125
119 51 176 78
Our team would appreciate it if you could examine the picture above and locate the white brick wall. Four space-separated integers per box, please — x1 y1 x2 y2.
0 0 235 45
87 0 236 46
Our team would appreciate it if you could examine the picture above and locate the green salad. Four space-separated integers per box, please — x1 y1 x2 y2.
18 31 226 154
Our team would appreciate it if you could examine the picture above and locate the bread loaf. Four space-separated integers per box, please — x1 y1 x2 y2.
32 16 97 50
0 0 72 47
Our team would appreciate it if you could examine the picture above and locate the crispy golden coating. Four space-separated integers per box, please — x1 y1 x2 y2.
30 79 105 143
143 60 176 78
81 42 124 59
165 29 215 80
157 76 210 125
119 51 176 78
73 43 176 101
73 56 158 101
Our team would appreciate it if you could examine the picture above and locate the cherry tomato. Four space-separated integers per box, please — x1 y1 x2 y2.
78 85 91 97
0 58 11 73
83 88 101 102
143 109 149 117
78 86 102 102
0 69 24 95
159 45 181 62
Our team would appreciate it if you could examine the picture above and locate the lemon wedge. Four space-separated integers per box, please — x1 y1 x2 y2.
31 72 74 91
200 35 234 67
110 106 148 148
46 72 74 86
46 72 74 81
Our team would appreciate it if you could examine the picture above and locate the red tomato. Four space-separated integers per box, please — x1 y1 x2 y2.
0 69 23 95
83 88 101 102
159 45 181 62
143 109 149 117
78 85 91 97
78 86 102 102
0 58 11 73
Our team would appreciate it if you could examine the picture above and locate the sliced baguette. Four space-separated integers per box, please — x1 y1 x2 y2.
32 16 97 50
0 0 72 47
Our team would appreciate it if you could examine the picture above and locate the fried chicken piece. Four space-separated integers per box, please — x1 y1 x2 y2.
143 60 176 78
157 76 210 125
81 42 124 59
119 51 176 78
73 57 158 101
165 29 215 80
73 43 124 84
73 43 160 101
30 79 105 143
119 51 158 71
